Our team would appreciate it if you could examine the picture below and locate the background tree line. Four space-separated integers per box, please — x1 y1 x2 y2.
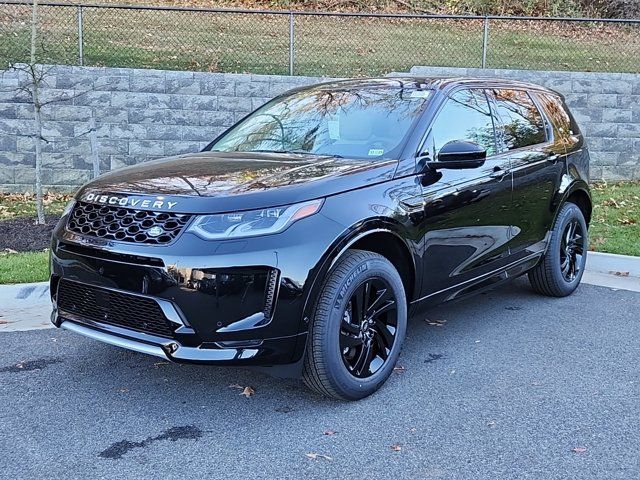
97 0 640 19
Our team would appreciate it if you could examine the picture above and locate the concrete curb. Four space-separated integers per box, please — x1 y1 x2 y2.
0 281 52 331
0 281 49 303
586 251 640 278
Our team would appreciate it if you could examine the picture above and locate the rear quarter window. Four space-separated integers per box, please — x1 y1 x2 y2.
491 89 546 150
533 92 578 150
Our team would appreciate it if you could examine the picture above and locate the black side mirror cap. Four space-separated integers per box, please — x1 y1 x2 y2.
420 140 487 170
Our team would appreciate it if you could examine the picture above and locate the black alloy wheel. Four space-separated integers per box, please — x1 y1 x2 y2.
340 278 398 378
303 249 407 400
560 219 585 282
528 202 588 297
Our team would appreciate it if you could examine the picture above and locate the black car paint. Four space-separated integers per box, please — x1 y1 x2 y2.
49 77 591 375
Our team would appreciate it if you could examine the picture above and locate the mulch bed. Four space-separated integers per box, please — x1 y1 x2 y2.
0 215 61 252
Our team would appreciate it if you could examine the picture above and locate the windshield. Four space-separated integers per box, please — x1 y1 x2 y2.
206 85 431 159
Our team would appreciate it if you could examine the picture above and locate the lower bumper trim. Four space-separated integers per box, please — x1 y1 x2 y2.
58 317 305 365
61 321 167 359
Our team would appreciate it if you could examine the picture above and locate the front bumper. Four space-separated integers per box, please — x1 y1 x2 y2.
50 210 346 369
53 307 304 366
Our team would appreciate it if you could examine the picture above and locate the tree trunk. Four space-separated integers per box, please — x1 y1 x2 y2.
30 0 45 225
33 99 45 225
89 117 100 178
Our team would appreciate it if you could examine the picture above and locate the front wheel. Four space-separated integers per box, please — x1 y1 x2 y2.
528 202 588 297
302 249 407 400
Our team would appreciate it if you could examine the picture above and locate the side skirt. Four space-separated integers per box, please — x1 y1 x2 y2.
411 251 544 308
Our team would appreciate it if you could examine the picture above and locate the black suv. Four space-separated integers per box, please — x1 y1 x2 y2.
50 77 591 400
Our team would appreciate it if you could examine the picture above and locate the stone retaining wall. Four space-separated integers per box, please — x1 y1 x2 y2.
0 64 638 191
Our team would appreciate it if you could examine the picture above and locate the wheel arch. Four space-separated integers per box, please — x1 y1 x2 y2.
556 180 592 226
565 188 592 226
300 221 419 328
333 229 417 303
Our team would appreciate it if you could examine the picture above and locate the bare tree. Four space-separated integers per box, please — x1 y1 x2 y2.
10 0 47 224
10 0 87 224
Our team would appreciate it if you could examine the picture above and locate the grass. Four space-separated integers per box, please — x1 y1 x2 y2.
2 6 640 75
0 251 49 284
1 183 639 284
0 193 69 285
590 182 640 257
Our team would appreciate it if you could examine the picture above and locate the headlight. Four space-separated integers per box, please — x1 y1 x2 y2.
62 199 76 217
188 199 323 240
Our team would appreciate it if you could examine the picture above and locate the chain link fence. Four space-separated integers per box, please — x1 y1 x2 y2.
1 1 639 76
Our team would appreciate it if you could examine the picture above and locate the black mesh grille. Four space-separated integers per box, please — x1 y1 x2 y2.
67 201 191 245
57 280 176 338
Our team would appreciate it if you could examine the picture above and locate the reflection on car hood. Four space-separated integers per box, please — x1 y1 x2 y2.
77 151 398 213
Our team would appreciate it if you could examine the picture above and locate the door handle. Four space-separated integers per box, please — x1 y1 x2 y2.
489 167 510 180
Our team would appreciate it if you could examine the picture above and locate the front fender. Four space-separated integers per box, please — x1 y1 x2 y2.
299 216 419 334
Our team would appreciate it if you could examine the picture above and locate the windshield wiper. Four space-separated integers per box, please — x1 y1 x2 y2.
247 149 343 159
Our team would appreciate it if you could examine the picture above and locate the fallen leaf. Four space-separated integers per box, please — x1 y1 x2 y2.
572 446 587 453
393 365 406 374
240 386 255 398
610 271 630 277
424 353 444 364
229 383 243 389
390 444 402 452
119 388 129 393
323 430 337 436
305 453 332 461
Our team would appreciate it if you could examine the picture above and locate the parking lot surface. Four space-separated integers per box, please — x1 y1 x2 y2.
1 278 638 479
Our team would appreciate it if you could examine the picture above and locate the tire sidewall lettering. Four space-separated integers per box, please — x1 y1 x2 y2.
334 261 369 310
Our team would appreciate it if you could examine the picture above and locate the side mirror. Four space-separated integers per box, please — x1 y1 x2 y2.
421 140 486 170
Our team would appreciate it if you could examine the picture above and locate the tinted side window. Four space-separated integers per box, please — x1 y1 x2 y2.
427 89 496 157
536 93 572 137
534 92 581 152
492 89 546 150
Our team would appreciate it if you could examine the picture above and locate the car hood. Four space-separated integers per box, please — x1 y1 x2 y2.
77 151 398 214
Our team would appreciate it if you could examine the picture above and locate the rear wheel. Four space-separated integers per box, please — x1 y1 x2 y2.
302 250 407 400
528 202 588 297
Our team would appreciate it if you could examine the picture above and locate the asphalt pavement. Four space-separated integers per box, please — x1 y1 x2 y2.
1 277 638 480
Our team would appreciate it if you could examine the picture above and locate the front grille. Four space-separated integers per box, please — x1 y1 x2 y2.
57 280 176 338
67 201 191 245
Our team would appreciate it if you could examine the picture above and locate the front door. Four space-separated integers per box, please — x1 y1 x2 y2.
415 88 513 302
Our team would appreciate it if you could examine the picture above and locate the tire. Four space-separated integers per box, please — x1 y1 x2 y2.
302 249 407 400
528 202 588 297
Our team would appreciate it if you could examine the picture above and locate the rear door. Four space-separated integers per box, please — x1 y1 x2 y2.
416 88 513 301
489 88 567 260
